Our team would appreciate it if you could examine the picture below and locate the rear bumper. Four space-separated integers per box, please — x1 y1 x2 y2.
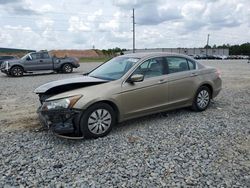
37 107 82 136
212 77 222 98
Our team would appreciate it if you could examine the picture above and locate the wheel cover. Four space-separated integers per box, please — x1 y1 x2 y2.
87 109 112 135
13 68 22 76
64 65 72 72
197 90 210 109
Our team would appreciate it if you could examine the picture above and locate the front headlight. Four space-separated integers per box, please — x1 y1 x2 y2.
5 61 9 69
42 95 82 111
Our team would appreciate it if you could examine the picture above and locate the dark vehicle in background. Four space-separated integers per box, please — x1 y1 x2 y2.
194 54 228 60
0 51 80 77
0 55 17 66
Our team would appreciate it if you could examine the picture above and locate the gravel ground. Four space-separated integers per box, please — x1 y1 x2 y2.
0 60 249 187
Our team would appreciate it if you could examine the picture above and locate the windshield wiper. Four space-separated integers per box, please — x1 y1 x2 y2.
89 75 114 81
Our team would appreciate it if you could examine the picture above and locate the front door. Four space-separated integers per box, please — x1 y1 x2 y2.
23 53 39 71
121 57 168 119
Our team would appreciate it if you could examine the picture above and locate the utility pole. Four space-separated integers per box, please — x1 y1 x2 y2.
132 8 135 53
206 34 210 57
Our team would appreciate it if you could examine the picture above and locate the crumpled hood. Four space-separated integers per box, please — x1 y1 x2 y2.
34 76 107 94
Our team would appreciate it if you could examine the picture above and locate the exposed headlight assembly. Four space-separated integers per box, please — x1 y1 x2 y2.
3 61 9 69
42 95 82 111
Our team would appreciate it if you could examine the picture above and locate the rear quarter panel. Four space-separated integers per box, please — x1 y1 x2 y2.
197 67 222 98
57 58 78 68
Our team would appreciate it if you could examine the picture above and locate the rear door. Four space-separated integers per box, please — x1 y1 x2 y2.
39 52 53 70
165 57 199 107
121 57 169 119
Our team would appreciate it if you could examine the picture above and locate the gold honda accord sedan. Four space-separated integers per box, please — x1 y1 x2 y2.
35 52 222 138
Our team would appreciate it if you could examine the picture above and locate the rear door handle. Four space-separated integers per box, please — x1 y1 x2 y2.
190 73 198 77
158 79 167 84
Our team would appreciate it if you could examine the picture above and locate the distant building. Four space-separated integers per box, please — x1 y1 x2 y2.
123 48 229 56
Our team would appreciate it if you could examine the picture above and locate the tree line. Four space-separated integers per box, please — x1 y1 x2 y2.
103 43 250 56
205 42 250 55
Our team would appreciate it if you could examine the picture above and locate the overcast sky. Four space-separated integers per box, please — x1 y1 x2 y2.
0 0 249 50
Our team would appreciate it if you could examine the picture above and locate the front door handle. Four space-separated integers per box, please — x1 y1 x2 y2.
40 60 43 62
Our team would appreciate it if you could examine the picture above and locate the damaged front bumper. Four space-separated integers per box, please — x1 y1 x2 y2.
37 107 82 137
0 68 10 74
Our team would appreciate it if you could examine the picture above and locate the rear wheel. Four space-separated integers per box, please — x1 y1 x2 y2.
62 63 73 73
192 86 211 111
79 103 116 138
10 66 24 77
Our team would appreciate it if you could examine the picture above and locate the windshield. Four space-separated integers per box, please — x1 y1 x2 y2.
88 56 140 80
21 54 30 60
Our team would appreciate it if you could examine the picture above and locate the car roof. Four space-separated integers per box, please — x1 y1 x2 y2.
121 52 191 59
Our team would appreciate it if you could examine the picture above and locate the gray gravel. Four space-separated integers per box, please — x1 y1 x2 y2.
0 60 250 187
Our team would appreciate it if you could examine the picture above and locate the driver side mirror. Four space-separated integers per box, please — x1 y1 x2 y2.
128 74 144 83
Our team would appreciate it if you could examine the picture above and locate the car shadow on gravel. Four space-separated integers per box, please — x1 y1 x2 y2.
112 100 227 135
112 108 191 133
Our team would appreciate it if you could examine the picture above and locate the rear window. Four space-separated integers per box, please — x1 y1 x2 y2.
166 57 189 73
42 52 50 59
31 53 42 59
188 60 196 70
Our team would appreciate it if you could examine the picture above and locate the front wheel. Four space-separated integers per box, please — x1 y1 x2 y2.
192 86 211 111
10 66 24 77
79 103 116 138
62 63 73 73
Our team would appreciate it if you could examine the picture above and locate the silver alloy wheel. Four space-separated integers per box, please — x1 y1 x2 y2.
64 64 72 73
12 67 22 76
87 109 112 135
197 90 210 109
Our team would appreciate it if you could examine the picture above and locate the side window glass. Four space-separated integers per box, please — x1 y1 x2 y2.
167 57 189 73
133 57 165 79
36 53 42 59
188 60 196 70
30 53 36 60
42 53 50 59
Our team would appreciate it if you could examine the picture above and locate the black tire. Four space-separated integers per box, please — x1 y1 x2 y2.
10 66 24 77
79 103 116 139
62 63 73 73
192 86 211 112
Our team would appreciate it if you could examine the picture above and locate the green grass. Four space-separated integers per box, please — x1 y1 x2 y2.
79 57 112 63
